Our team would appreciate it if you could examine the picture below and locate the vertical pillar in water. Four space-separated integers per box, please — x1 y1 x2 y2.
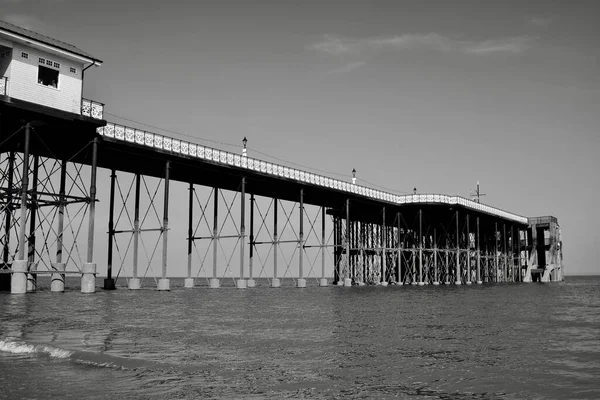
319 206 328 287
103 169 116 290
476 216 482 284
52 160 67 292
418 209 424 286
236 177 247 288
466 214 472 285
455 210 461 285
12 123 30 294
272 198 280 287
247 193 256 288
81 137 99 294
209 188 220 288
26 155 39 292
433 228 439 285
129 173 142 290
381 207 388 286
344 199 352 286
184 183 194 288
157 161 170 291
396 213 402 285
297 189 306 288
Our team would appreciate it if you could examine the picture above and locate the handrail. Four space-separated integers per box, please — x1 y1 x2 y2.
97 121 529 224
81 98 104 119
0 76 6 96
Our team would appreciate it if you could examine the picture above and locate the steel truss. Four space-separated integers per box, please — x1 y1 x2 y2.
332 204 524 286
0 123 98 291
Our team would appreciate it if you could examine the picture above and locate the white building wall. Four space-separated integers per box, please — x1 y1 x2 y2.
8 43 84 114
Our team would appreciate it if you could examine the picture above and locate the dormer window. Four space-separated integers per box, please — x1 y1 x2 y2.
38 65 59 88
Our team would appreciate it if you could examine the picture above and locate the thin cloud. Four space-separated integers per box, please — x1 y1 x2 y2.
529 16 554 27
327 61 366 75
308 33 534 56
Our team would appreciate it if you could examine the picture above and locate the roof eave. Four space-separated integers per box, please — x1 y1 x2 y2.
0 28 102 65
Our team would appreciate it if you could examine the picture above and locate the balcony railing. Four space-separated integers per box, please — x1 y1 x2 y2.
81 98 104 120
96 121 529 225
0 76 6 96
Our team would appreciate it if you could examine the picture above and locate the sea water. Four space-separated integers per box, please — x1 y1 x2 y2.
0 276 598 399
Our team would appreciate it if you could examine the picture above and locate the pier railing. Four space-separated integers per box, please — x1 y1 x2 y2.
81 98 104 119
97 121 528 224
0 76 6 96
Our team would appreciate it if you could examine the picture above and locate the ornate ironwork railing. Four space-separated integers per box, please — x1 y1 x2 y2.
0 76 6 96
97 121 529 224
81 98 104 119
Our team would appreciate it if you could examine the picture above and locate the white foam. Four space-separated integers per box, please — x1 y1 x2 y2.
0 337 72 359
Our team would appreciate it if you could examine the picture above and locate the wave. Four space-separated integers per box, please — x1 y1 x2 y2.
0 337 179 371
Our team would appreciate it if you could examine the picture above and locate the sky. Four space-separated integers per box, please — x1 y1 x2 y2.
1 0 599 276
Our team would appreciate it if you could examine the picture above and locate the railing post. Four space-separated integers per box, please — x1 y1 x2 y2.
157 161 170 291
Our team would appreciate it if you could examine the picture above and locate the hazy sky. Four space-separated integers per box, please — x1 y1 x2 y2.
1 0 599 275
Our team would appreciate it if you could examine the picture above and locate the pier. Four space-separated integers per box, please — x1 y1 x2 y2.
0 21 563 293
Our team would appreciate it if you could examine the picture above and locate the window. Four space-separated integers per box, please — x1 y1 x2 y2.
21 52 28 59
46 59 52 66
53 62 60 68
69 67 77 74
39 57 45 64
38 65 59 88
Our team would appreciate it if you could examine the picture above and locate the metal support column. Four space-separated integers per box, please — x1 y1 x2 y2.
129 174 142 290
455 210 461 285
345 199 351 286
26 156 39 292
495 221 499 283
184 183 194 288
248 193 255 287
3 151 14 266
466 214 471 284
319 206 327 286
476 216 482 284
503 224 508 283
382 207 387 285
272 198 279 287
396 213 402 285
52 160 68 292
418 210 424 286
433 228 439 285
209 188 219 288
12 124 31 294
81 137 99 293
103 169 116 290
237 177 246 288
157 161 170 290
297 188 305 287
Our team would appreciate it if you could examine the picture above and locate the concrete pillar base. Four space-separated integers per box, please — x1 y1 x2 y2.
81 263 96 294
433 281 440 286
103 278 116 290
336 280 344 286
454 281 462 286
157 278 170 291
396 282 403 286
466 281 472 285
343 278 352 287
476 280 483 285
11 260 28 294
418 282 424 286
297 278 306 288
318 278 328 287
129 278 141 290
247 279 256 288
381 282 388 287
411 282 418 286
445 281 450 285
51 263 66 292
236 279 247 289
271 278 281 288
184 278 194 288
209 278 220 288
357 281 366 286
26 273 37 293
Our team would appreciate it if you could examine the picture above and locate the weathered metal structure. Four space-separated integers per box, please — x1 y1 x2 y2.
0 21 563 293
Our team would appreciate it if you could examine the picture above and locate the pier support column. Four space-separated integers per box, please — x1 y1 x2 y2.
433 228 439 285
247 193 256 288
297 189 306 288
12 123 30 294
129 173 142 290
319 206 328 287
466 214 472 285
157 161 170 291
396 213 402 285
455 211 461 285
185 183 195 288
476 216 482 284
495 222 499 283
418 210 424 286
26 155 39 293
344 199 352 286
272 198 280 287
210 188 220 288
411 245 417 285
236 177 247 289
104 169 116 290
82 137 99 293
51 262 66 292
81 262 96 293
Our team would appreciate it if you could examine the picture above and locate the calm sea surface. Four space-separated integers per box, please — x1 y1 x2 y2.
0 276 598 399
